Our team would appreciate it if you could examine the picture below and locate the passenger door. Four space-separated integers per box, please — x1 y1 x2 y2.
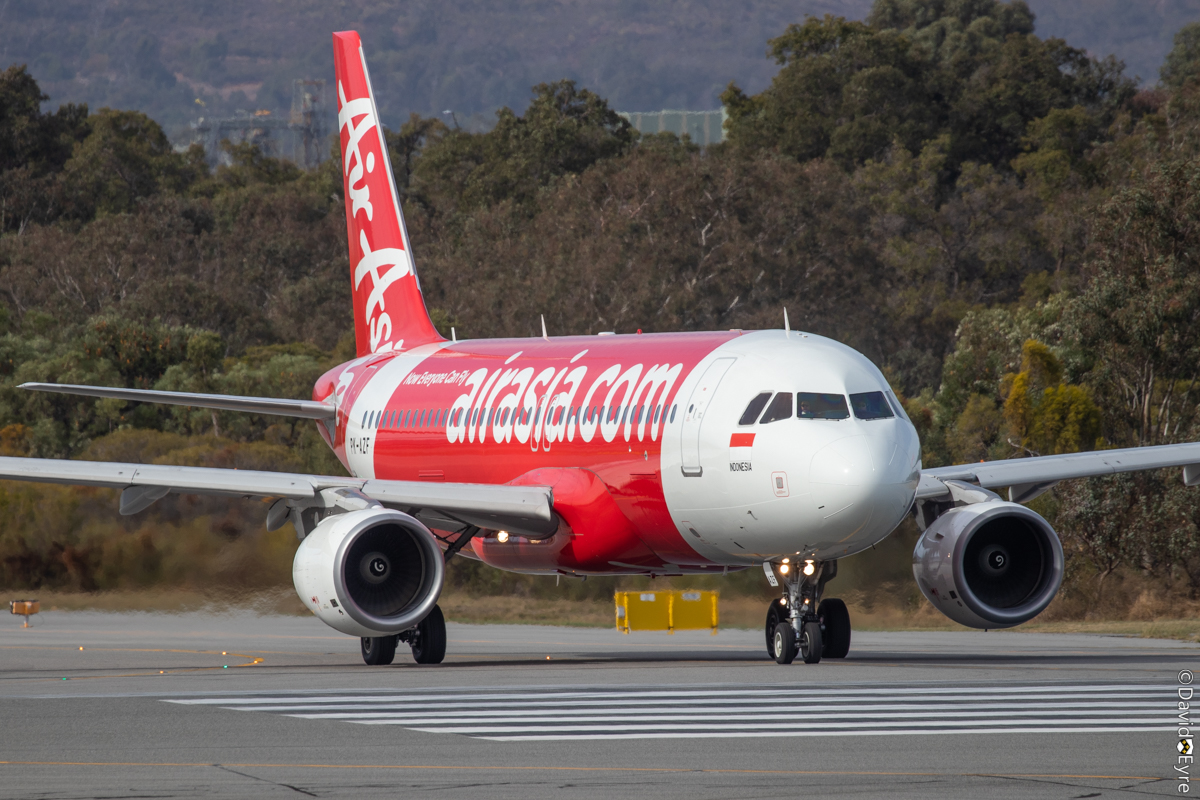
680 357 735 477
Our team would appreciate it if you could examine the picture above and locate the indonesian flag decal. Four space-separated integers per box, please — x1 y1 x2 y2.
332 31 442 357
730 432 754 462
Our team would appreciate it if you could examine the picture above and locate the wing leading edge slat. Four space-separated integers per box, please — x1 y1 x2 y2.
919 441 1200 499
19 383 336 420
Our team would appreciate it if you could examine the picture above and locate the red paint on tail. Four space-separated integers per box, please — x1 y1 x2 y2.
332 31 443 356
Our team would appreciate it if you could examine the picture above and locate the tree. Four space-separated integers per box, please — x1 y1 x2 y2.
0 65 88 232
412 81 636 216
723 2 1134 173
722 16 934 166
61 108 203 218
1065 159 1200 447
1162 21 1200 91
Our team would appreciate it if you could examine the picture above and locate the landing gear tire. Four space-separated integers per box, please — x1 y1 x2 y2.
361 635 397 666
818 598 851 659
772 622 797 665
799 621 823 664
764 601 787 659
410 605 447 665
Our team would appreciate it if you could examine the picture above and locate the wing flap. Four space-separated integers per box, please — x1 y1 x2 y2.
0 456 555 536
20 383 336 420
362 479 557 536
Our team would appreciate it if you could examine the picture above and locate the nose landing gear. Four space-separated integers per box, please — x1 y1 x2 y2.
765 560 850 664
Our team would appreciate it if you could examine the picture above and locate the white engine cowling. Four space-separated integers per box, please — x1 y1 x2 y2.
913 500 1064 629
292 507 445 637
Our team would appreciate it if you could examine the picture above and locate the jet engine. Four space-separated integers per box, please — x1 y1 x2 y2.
913 500 1063 629
292 508 445 637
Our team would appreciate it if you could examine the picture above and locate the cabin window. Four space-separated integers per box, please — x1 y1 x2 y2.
796 393 850 420
760 392 794 424
738 393 772 426
850 391 893 420
670 404 677 422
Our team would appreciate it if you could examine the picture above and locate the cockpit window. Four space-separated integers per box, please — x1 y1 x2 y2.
759 392 794 424
850 391 894 420
738 392 772 426
796 392 850 420
886 390 911 422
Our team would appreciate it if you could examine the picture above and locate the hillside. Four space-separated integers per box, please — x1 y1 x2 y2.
1 0 1196 141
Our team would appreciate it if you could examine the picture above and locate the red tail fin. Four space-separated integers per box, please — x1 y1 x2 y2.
332 31 442 356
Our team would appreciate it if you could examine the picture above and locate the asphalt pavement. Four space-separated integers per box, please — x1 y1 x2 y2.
0 608 1192 798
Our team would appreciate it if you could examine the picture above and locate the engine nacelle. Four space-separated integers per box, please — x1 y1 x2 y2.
292 508 445 637
913 500 1063 629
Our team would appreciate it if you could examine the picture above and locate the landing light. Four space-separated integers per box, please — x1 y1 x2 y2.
779 563 790 575
803 560 816 576
497 531 510 543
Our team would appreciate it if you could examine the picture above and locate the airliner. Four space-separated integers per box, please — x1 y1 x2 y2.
10 31 1200 666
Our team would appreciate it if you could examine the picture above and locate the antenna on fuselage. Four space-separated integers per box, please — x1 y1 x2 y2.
541 315 549 341
783 307 790 335
451 327 457 342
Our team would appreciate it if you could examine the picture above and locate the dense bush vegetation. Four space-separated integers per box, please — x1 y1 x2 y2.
3 1 1200 616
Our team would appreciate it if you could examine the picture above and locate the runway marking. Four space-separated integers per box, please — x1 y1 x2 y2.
0 761 1162 780
162 681 1177 741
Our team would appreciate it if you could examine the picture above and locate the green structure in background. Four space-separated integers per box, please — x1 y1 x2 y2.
619 109 727 145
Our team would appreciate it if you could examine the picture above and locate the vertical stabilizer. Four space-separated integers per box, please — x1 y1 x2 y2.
332 31 442 356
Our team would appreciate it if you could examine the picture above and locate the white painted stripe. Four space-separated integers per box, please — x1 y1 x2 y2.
401 716 1169 735
168 685 1169 707
282 702 1165 722
476 726 1174 742
232 697 1165 715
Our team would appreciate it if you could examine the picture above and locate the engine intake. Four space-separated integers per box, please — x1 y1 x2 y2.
293 508 445 637
913 500 1063 629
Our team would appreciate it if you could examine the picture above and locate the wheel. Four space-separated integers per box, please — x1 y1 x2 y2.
772 622 797 665
799 621 823 664
764 601 786 659
818 598 851 659
361 635 396 666
410 605 447 665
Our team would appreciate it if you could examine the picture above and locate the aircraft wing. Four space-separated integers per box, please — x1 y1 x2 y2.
918 441 1200 502
19 383 336 420
0 456 557 537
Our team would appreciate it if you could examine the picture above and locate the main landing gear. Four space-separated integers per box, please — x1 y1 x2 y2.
765 560 851 665
360 604 447 666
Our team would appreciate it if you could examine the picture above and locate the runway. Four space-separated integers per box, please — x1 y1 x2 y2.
0 609 1193 798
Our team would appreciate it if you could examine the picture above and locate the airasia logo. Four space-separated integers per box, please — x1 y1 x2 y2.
442 351 683 450
338 81 411 354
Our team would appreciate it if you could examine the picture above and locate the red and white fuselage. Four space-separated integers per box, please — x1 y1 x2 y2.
319 31 921 577
313 330 921 575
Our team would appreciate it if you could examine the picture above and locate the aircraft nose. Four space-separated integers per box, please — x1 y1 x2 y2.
809 435 875 486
